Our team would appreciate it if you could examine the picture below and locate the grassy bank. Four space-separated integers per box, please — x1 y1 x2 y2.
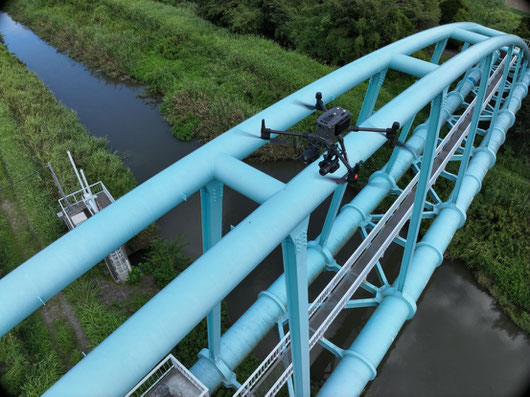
3 0 412 156
0 38 145 395
0 36 216 394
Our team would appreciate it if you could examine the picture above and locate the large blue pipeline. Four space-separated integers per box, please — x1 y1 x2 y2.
0 21 528 396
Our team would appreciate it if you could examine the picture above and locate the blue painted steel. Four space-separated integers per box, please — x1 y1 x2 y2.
0 21 526 397
431 38 448 64
452 55 493 201
319 183 347 247
396 92 443 292
281 219 310 396
390 54 439 77
317 59 530 397
189 45 513 392
357 69 387 124
0 22 507 340
200 181 224 362
487 47 511 147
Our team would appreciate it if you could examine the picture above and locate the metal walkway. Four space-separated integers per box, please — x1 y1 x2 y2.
233 52 513 397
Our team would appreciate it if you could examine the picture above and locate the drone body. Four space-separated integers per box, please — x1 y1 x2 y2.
260 92 402 184
316 107 351 141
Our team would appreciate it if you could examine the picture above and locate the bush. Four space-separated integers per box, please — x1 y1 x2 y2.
140 238 189 288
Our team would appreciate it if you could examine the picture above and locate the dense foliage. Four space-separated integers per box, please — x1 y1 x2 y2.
194 0 440 65
137 238 189 287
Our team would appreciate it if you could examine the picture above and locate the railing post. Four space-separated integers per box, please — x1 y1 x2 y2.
281 217 310 397
452 54 492 201
396 92 443 292
200 180 224 361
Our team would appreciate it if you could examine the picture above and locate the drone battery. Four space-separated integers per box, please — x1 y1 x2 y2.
316 107 351 140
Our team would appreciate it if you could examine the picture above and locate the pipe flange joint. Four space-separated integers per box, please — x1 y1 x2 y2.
473 146 496 168
437 201 466 228
416 241 444 267
491 125 506 145
308 240 335 266
499 108 516 127
464 171 483 192
342 203 369 224
342 349 377 380
197 348 238 386
380 286 417 320
258 291 287 315
515 81 528 98
446 90 465 108
369 171 398 192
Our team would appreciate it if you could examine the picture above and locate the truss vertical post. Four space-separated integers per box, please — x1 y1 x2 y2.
431 38 448 64
357 69 387 124
201 180 224 361
319 184 347 247
506 50 524 103
396 92 443 292
486 47 513 145
452 54 492 202
281 217 310 397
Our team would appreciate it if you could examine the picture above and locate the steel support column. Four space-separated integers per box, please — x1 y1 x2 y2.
357 69 387 124
396 92 443 291
281 218 310 397
431 38 448 64
201 181 224 361
319 184 347 248
452 54 492 201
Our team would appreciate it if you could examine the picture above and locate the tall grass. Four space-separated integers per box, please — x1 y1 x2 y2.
3 0 413 147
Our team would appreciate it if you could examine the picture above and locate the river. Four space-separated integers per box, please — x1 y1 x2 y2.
0 12 528 396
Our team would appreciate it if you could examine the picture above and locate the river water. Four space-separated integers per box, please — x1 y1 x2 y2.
0 12 528 396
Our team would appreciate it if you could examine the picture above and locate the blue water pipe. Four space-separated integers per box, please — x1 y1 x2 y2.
0 21 527 396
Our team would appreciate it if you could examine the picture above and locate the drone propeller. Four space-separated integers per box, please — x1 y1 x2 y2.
351 122 415 153
294 92 328 112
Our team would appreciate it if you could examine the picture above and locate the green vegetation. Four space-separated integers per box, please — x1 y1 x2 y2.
448 98 530 332
163 0 526 66
0 39 141 394
193 0 440 65
137 238 189 288
3 0 410 150
0 0 528 395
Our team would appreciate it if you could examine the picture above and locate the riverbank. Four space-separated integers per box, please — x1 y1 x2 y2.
2 0 407 157
0 38 162 395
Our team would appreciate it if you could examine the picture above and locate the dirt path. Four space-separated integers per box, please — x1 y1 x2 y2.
40 293 91 368
506 0 530 13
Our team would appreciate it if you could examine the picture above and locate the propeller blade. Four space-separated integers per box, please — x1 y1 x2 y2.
294 100 317 111
393 139 416 153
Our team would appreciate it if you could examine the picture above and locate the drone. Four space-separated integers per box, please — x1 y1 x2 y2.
260 92 404 185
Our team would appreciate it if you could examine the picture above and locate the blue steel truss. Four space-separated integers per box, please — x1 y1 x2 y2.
0 22 528 397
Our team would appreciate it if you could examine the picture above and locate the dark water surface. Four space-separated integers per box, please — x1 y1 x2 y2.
1 12 528 396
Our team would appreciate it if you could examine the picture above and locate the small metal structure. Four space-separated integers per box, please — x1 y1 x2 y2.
56 151 131 283
125 354 209 397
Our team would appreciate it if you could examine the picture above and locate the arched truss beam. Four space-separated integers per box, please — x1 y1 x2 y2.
0 22 527 396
